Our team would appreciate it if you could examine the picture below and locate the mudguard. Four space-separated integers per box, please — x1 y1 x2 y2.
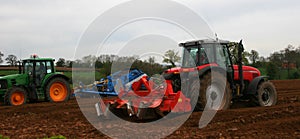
198 65 227 77
246 76 268 95
42 74 70 89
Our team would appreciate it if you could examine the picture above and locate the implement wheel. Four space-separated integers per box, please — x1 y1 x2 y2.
46 77 71 102
5 87 27 106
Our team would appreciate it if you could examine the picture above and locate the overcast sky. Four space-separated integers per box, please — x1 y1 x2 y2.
0 0 299 62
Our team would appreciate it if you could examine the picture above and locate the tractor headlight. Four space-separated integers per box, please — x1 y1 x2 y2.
0 80 8 89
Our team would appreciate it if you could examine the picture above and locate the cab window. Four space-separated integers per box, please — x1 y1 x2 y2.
182 47 198 67
46 61 53 74
24 62 33 74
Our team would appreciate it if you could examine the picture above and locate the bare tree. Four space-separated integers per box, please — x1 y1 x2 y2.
284 45 297 78
228 42 249 65
5 54 17 66
148 56 155 65
65 60 73 68
249 50 259 65
56 58 66 67
82 55 97 67
0 51 4 64
163 50 181 67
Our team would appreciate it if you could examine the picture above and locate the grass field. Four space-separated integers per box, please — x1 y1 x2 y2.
67 71 106 85
0 70 18 76
0 70 105 83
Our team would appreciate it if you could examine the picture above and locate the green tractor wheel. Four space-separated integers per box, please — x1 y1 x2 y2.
45 77 71 102
5 87 27 106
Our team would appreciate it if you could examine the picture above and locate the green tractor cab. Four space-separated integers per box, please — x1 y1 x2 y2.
0 56 71 106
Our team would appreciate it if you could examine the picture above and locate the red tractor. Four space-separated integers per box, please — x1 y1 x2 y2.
164 39 277 110
86 39 277 119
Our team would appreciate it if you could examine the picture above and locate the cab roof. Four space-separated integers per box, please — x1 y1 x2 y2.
179 39 230 47
22 58 55 61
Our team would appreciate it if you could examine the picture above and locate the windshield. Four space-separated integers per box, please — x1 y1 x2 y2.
182 46 198 68
181 43 229 68
182 45 212 68
24 61 33 74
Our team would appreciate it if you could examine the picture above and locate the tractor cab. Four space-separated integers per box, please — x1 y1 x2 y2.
180 39 232 69
21 55 55 87
178 39 235 88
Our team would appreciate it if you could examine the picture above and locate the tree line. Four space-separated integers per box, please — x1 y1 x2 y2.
1 44 300 80
0 49 179 78
264 45 300 79
229 43 300 80
55 52 179 77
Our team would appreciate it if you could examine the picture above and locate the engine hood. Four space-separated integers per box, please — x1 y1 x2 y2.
234 65 260 72
234 65 260 73
0 74 23 80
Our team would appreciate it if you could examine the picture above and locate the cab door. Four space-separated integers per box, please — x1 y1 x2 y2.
24 61 34 86
24 60 38 100
215 44 234 87
34 61 47 87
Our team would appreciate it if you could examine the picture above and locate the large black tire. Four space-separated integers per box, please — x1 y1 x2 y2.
257 81 277 106
198 72 232 110
5 87 27 106
189 80 202 111
45 77 71 102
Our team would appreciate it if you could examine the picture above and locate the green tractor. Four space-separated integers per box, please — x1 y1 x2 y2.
0 55 71 106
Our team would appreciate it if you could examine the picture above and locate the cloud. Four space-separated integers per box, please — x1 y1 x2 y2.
0 0 299 62
176 0 300 56
0 0 127 60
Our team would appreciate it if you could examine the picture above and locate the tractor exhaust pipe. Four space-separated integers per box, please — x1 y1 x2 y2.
237 40 245 92
18 61 22 74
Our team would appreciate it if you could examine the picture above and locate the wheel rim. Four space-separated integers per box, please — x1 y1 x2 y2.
50 82 68 102
206 84 225 110
10 91 25 106
261 87 273 106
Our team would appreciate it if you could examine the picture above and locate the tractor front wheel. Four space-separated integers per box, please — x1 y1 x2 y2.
257 81 277 106
46 77 71 102
5 87 27 106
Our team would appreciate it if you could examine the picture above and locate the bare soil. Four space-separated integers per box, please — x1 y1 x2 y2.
0 80 300 139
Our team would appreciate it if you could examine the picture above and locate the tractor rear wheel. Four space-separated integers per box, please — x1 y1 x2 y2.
198 72 232 110
5 87 27 106
189 80 201 111
46 77 71 102
257 81 277 106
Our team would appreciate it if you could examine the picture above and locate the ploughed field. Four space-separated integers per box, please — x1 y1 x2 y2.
0 80 299 138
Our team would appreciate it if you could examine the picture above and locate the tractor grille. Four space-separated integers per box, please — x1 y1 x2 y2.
0 80 8 89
